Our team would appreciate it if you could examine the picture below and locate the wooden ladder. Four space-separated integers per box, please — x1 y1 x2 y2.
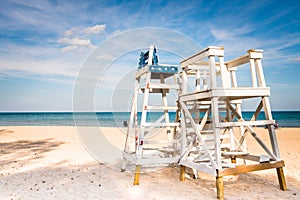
122 45 181 185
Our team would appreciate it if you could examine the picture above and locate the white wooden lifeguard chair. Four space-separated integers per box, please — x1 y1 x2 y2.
121 45 181 185
178 46 287 199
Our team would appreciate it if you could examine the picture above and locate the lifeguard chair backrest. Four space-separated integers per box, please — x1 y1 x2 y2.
138 45 159 69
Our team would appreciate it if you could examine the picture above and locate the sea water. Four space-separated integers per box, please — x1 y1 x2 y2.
0 111 299 127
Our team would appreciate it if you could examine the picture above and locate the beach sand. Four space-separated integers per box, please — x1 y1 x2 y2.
0 126 299 199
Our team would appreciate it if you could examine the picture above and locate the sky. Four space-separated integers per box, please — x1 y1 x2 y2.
0 0 300 112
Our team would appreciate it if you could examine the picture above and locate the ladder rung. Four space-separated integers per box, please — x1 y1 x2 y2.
192 146 216 152
143 122 179 127
194 155 215 163
145 106 178 110
140 83 179 90
157 147 180 152
191 140 231 149
143 139 180 145
186 127 214 133
148 83 179 89
200 130 214 133
222 151 249 156
217 120 275 128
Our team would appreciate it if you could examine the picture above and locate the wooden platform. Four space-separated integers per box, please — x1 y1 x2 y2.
180 87 270 101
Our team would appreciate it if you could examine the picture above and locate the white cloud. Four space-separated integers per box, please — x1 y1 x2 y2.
210 25 252 41
58 37 95 52
0 42 83 81
61 45 79 52
83 24 106 35
210 28 233 41
58 37 91 46
58 24 106 52
64 28 78 37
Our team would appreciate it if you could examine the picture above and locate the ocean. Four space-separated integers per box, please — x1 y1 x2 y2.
0 111 299 127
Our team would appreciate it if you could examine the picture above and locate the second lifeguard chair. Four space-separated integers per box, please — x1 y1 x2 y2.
122 45 181 185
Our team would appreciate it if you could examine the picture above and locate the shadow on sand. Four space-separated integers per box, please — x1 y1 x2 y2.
0 129 64 167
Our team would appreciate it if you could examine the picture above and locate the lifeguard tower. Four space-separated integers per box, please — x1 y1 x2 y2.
122 45 286 199
178 46 287 199
121 45 181 185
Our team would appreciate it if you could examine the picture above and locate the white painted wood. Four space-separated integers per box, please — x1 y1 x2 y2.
136 65 149 78
235 101 247 152
181 46 224 69
229 69 238 88
262 96 281 159
248 49 263 59
179 88 270 102
181 70 187 94
217 120 275 128
146 83 179 89
211 88 270 97
180 100 217 168
179 159 217 176
145 106 178 110
123 45 181 172
177 46 283 183
126 45 284 190
180 109 188 155
226 103 277 160
143 122 180 127
148 45 155 65
249 58 258 87
219 56 230 88
143 139 180 145
196 69 201 91
226 54 249 69
255 59 267 87
137 157 179 165
203 70 208 90
211 97 222 169
160 74 172 140
209 55 218 88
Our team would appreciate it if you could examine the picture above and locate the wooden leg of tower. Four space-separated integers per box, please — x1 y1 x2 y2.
120 159 127 172
179 165 186 181
216 174 224 200
276 167 287 191
133 165 141 185
231 156 236 164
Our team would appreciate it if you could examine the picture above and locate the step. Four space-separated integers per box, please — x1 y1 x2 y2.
194 155 215 163
142 122 179 127
217 120 275 128
186 128 214 134
143 139 180 145
141 83 179 90
221 151 249 156
144 106 178 110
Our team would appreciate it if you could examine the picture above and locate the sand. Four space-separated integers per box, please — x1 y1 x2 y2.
0 126 299 199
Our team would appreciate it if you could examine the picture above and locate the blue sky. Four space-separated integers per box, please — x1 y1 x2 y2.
0 0 300 111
